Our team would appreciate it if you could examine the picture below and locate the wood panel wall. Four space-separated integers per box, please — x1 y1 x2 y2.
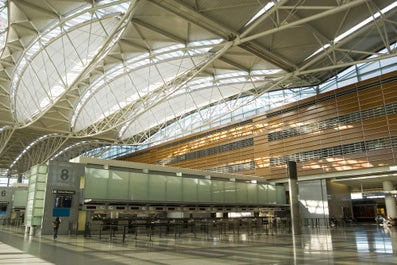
120 70 397 181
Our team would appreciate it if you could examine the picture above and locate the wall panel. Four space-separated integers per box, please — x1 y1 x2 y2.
122 71 397 181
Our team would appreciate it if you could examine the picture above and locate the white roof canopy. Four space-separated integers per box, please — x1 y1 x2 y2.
0 0 396 174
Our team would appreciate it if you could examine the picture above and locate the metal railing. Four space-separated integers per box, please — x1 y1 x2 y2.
87 217 291 243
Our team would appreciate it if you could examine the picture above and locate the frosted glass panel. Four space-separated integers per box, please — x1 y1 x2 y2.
236 182 247 203
182 178 197 202
267 184 277 203
166 176 182 202
276 185 286 204
198 179 211 203
130 173 148 201
108 170 129 200
247 183 257 203
34 200 43 207
224 182 236 203
26 200 33 208
84 168 109 199
32 217 42 225
38 165 48 173
148 174 166 201
30 166 38 175
29 185 36 192
81 166 282 205
37 174 47 182
212 180 224 203
13 190 28 207
35 191 45 199
36 183 46 191
258 184 269 203
30 174 37 182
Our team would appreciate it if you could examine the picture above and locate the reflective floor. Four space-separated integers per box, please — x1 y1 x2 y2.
1 224 397 264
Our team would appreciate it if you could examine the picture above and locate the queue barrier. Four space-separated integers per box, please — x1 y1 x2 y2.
89 217 292 243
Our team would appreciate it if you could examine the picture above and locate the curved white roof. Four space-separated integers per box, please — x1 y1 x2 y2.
0 0 396 175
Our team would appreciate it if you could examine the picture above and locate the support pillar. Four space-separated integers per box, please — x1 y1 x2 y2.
288 161 301 235
383 180 397 219
17 173 23 183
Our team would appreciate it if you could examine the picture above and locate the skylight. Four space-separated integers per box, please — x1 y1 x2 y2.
244 1 275 27
305 2 397 61
0 1 8 56
9 133 61 170
72 41 220 131
10 1 131 125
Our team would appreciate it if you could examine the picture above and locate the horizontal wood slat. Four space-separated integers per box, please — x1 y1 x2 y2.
123 71 397 181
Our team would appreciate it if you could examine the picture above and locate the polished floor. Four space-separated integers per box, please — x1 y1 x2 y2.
0 223 397 264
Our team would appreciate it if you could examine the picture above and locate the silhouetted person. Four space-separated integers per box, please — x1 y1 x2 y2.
52 217 61 239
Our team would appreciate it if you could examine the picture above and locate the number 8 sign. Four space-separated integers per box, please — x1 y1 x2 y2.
60 169 69 181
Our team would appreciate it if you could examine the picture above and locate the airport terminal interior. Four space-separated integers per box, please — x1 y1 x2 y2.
1 0 397 264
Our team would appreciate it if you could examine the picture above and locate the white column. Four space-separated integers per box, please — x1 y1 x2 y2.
382 180 397 219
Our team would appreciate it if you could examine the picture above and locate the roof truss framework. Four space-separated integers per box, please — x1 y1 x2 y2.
0 0 395 175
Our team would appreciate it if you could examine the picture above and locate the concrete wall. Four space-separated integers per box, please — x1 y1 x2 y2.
40 161 84 236
0 187 12 219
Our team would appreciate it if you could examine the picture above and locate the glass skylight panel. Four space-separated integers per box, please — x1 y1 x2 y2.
11 1 130 124
244 1 276 27
306 2 397 61
120 80 266 139
73 46 210 131
153 44 185 54
13 15 121 123
0 1 7 55
155 50 185 61
251 69 282 75
9 133 60 170
178 71 271 96
75 63 176 129
188 39 223 47
138 86 315 146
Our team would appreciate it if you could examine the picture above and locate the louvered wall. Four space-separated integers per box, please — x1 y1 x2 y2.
120 71 397 181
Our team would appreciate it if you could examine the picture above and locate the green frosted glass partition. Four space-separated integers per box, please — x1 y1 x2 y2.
247 183 258 203
149 174 166 201
25 165 47 226
84 167 285 205
84 168 108 199
166 176 182 201
130 173 148 200
224 182 236 203
212 180 225 203
198 179 211 203
236 182 248 203
182 178 197 202
13 189 28 208
109 171 129 200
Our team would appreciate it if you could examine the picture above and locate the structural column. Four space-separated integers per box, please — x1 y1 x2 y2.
382 180 397 219
17 173 23 183
288 161 301 235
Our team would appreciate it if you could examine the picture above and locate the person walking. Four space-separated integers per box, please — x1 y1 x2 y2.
52 217 61 239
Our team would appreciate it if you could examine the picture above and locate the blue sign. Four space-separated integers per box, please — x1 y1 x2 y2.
52 208 70 217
